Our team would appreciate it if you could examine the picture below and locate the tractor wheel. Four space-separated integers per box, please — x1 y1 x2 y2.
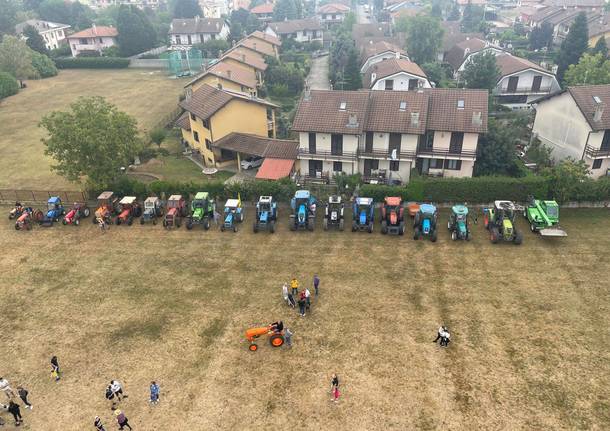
514 231 523 245
127 217 133 226
399 221 405 236
92 216 97 224
140 217 145 225
15 223 20 231
381 220 387 234
466 230 471 241
253 222 258 233
447 220 451 230
62 219 67 225
233 225 238 233
176 219 181 228
220 225 225 232
451 231 457 241
414 212 420 227
135 207 142 217
116 217 121 226
308 217 315 231
186 221 193 230
26 222 32 231
352 222 357 232
152 219 157 226
270 221 275 233
530 223 536 233
339 219 344 231
323 218 328 231
83 208 90 218
431 229 438 242
368 222 373 233
413 227 419 240
204 219 210 230
269 334 285 347
75 219 80 226
249 343 258 352
490 227 499 244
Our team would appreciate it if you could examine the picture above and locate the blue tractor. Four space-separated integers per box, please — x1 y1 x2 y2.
447 204 472 241
352 197 375 233
413 203 438 242
40 196 65 227
253 196 278 233
289 190 316 231
221 197 244 232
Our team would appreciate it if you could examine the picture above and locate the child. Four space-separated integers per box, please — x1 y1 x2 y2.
290 277 299 297
50 356 60 381
331 386 340 403
285 328 293 348
115 410 132 431
149 381 160 405
94 416 106 431
17 387 31 410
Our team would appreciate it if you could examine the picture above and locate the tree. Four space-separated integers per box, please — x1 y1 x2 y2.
172 0 203 19
405 15 444 65
38 0 93 30
461 51 499 90
431 1 442 18
40 96 142 186
230 8 260 35
0 0 19 37
228 22 244 44
344 47 362 90
526 137 553 171
31 51 58 78
542 159 590 203
529 22 554 50
273 0 300 21
474 119 518 176
447 3 460 21
0 71 19 100
421 62 447 87
592 36 608 58
149 128 167 148
0 36 37 84
461 3 485 33
342 12 356 32
193 39 230 57
22 24 48 55
556 12 589 84
117 5 157 56
564 53 610 86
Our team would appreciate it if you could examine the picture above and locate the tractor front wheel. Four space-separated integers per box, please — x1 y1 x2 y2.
530 223 536 233
399 221 405 236
186 221 193 230
514 231 523 245
413 227 420 240
490 227 499 244
83 208 90 218
249 343 258 352
127 217 133 226
75 219 80 226
352 222 357 232
204 219 210 230
368 222 373 234
15 223 20 231
270 220 275 233
92 217 97 224
381 220 387 234
323 218 328 231
140 217 145 225
269 334 285 347
233 225 238 233
62 219 67 225
220 225 225 232
253 222 258 233
466 230 471 241
431 229 437 242
339 219 344 231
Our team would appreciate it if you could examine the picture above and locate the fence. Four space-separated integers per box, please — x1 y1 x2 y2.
129 46 168 59
129 59 169 69
0 190 88 204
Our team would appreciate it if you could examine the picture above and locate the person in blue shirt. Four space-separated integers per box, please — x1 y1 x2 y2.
150 381 160 405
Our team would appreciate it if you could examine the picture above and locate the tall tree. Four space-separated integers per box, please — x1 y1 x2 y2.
38 0 93 30
526 137 553 171
0 0 19 36
117 5 157 56
273 0 300 21
431 1 442 18
23 24 48 54
461 3 485 33
172 0 203 19
564 53 610 86
230 8 260 35
474 119 518 176
40 96 143 186
556 12 589 84
529 21 554 50
447 3 460 21
0 36 37 85
592 36 608 58
405 15 444 65
461 51 500 90
344 47 362 90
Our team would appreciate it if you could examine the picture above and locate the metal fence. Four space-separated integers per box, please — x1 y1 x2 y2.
0 190 88 204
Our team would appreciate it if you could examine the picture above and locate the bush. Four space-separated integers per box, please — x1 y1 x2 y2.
54 57 130 69
149 128 167 147
49 44 72 58
31 52 58 78
0 71 19 99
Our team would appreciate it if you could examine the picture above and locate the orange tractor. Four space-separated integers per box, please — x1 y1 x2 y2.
245 324 285 351
380 196 406 235
92 191 119 225
114 196 142 226
163 195 188 229
15 207 43 230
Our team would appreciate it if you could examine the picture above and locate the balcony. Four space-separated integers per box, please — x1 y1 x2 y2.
267 120 274 131
497 85 553 96
585 144 610 159
416 147 477 160
298 148 358 161
358 148 416 160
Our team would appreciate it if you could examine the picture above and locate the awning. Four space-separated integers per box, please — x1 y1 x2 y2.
256 158 295 180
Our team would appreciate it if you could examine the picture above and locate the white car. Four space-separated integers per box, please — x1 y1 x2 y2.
241 156 263 170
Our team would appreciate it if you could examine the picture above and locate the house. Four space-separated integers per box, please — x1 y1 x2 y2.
530 7 602 44
317 3 351 26
493 54 560 108
439 21 483 62
250 3 275 22
531 85 610 178
185 61 259 96
168 17 229 49
266 18 324 43
360 40 408 74
66 25 118 57
445 37 505 75
201 0 229 18
456 0 486 7
15 19 70 51
291 88 488 182
542 0 604 9
235 35 279 57
363 57 431 91
220 47 268 85
351 23 392 42
89 0 164 9
588 17 610 47
246 31 282 53
178 84 278 167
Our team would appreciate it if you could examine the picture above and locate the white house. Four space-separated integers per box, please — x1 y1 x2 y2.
359 40 409 74
532 85 610 178
168 17 229 49
15 19 70 51
445 37 505 75
265 18 324 43
317 3 351 26
363 57 431 91
250 3 275 22
66 25 118 57
200 0 229 18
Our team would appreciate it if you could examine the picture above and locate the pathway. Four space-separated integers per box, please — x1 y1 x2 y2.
307 54 331 90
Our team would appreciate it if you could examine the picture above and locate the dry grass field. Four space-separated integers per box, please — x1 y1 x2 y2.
0 69 185 189
1 206 609 430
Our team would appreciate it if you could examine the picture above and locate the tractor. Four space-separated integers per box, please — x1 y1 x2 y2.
523 196 567 237
413 204 439 241
221 197 244 232
114 196 142 225
186 192 214 230
9 202 25 220
406 202 420 218
62 203 90 226
352 197 375 233
140 197 164 225
289 190 316 231
92 192 119 225
15 208 43 231
323 195 344 231
40 196 65 227
253 195 277 233
483 200 523 245
245 325 285 351
447 204 472 241
163 195 188 229
380 197 405 235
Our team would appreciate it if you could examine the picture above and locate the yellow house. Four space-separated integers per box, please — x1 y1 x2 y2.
236 36 279 58
185 60 258 97
588 21 610 47
179 84 277 167
221 48 268 86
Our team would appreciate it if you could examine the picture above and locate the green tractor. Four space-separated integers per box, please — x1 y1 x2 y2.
483 200 523 245
186 192 215 230
523 197 567 237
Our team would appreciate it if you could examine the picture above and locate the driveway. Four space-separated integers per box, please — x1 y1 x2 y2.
307 54 330 90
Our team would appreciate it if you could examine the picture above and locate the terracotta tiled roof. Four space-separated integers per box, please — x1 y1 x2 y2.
222 48 268 71
168 18 226 34
351 23 391 40
179 85 277 120
426 88 488 134
318 3 350 13
445 38 488 70
67 25 117 39
441 21 483 52
365 91 429 134
267 18 322 35
363 58 427 88
361 40 406 61
248 30 281 46
495 54 549 78
256 158 295 180
568 85 610 131
15 19 70 34
212 132 298 158
175 112 191 131
292 91 371 134
186 61 258 89
250 3 274 14
238 37 276 56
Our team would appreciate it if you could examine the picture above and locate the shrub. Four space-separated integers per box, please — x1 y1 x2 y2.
49 44 72 58
0 71 19 99
54 57 130 69
149 128 167 147
31 52 58 78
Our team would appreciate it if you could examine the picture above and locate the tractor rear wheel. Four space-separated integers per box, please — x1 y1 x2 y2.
152 219 157 226
490 227 499 244
62 219 67 225
431 229 437 242
253 222 258 233
186 221 193 230
269 334 285 347
413 227 420 240
381 220 387 234
323 218 328 231
352 222 357 232
140 217 145 225
339 219 344 231
399 221 405 236
270 220 275 233
451 231 457 241
220 225 225 232
83 208 90 218
368 222 373 234
204 219 210 230
249 343 258 352
127 217 133 226
514 231 523 245
233 225 238 233
530 223 536 233
15 223 20 230
466 230 471 241
92 217 97 224
447 220 451 230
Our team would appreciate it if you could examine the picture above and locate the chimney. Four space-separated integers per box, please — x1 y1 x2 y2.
303 84 311 101
347 113 358 127
472 111 482 126
594 101 605 122
395 51 400 59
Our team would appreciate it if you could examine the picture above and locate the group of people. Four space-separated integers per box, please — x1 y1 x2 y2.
0 366 39 427
96 379 159 430
282 274 320 317
433 325 451 347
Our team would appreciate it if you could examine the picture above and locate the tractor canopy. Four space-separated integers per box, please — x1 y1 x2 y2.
167 195 183 208
295 190 311 200
356 197 373 207
144 197 159 209
419 203 437 216
119 196 137 206
385 197 402 207
47 197 62 211
543 201 559 219
224 199 240 211
452 204 468 217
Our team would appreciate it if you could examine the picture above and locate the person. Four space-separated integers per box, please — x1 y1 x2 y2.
432 326 447 344
110 380 124 401
106 385 117 410
0 378 14 400
282 283 290 306
297 295 306 317
149 381 160 405
94 416 106 431
8 401 22 426
115 409 132 430
313 274 320 296
16 387 31 410
284 328 293 348
305 287 311 311
51 356 60 381
270 321 283 333
440 329 451 348
330 374 339 392
290 277 299 297
332 385 340 403
213 209 221 226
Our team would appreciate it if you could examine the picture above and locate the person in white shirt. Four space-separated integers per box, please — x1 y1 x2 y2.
282 283 289 305
432 326 446 344
305 287 311 310
440 329 451 347
0 377 14 400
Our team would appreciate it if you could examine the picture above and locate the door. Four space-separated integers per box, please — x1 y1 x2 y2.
507 76 519 93
416 158 429 175
308 132 316 154
308 160 323 177
363 159 379 176
449 132 464 154
389 133 401 158
365 132 374 153
331 134 343 156
602 130 610 151
531 75 542 92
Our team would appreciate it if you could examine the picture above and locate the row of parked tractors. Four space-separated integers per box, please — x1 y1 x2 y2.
9 191 567 242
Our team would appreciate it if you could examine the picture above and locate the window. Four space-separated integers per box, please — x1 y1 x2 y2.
399 101 407 111
339 101 347 111
308 132 316 153
592 159 603 169
187 35 192 45
333 161 343 172
444 159 462 170
408 79 418 91
193 131 200 142
601 130 610 150
175 36 181 45
202 119 210 129
190 113 196 121
365 132 374 153
205 139 212 151
429 158 443 169
457 99 465 109
331 134 343 155
390 160 400 171
79 38 88 44
98 38 103 43
449 132 464 154
385 80 394 90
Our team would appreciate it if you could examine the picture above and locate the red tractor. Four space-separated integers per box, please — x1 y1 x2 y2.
114 196 142 226
163 195 188 229
9 202 25 220
92 191 119 225
15 207 43 230
62 203 90 226
380 197 405 235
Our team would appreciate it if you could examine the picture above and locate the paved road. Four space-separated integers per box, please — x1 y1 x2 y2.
356 4 371 24
307 54 330 90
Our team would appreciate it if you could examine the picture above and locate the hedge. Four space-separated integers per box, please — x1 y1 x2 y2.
54 57 130 69
0 71 19 100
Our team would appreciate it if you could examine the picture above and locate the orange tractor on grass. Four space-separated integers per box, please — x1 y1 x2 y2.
15 207 43 230
92 191 119 225
245 324 285 351
114 196 142 226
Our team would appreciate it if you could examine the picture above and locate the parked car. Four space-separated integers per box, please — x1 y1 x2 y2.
241 156 263 170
